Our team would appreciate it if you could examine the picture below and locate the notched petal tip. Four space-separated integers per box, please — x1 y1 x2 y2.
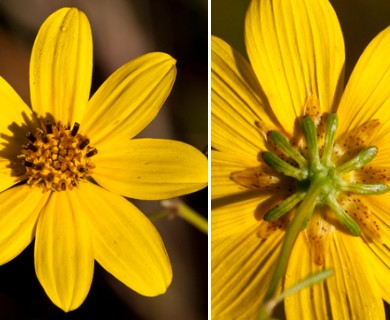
143 51 177 70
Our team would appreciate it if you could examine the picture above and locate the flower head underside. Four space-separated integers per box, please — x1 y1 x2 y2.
211 0 390 319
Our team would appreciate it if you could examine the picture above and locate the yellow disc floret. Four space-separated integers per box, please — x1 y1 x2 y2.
19 121 97 192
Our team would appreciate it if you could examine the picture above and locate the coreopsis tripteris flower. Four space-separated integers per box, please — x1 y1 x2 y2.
0 7 207 311
212 0 390 318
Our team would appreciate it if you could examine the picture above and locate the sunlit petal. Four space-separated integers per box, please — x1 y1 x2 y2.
35 191 94 312
0 185 48 265
30 8 92 124
362 194 390 303
82 52 176 144
78 183 172 296
285 233 384 319
212 36 277 156
337 27 390 144
92 138 207 200
212 150 259 199
0 77 35 191
246 0 344 135
212 227 284 319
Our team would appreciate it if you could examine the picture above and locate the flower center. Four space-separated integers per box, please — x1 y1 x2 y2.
258 114 388 237
232 113 389 244
19 121 97 192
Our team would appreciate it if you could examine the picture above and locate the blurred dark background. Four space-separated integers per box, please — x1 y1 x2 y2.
212 0 390 318
0 0 207 319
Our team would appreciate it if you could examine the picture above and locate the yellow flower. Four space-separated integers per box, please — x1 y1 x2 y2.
212 0 390 318
0 7 207 312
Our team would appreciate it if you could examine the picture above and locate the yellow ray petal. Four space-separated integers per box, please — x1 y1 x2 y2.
213 195 265 242
305 208 335 266
77 182 172 296
360 236 390 304
326 234 383 319
245 0 345 135
30 8 92 124
364 193 390 233
92 138 207 200
356 194 390 238
337 26 390 143
0 159 20 193
362 192 390 233
361 193 390 303
284 234 327 319
0 77 35 191
212 150 295 241
0 185 48 265
285 232 384 319
212 150 260 199
371 140 390 168
212 36 277 156
82 52 176 144
34 190 94 312
212 226 284 319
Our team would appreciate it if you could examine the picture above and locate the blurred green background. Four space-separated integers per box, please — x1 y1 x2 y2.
0 0 207 319
212 0 390 318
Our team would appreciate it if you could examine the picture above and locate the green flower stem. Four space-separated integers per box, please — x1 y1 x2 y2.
336 146 377 174
259 269 334 320
148 201 208 234
322 114 338 166
260 112 390 310
338 181 389 194
326 195 360 236
302 117 321 170
263 176 323 301
269 130 307 168
264 191 306 221
176 202 208 234
262 152 306 180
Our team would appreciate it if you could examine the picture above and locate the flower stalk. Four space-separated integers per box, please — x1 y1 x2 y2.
150 200 208 234
262 114 388 303
263 176 321 301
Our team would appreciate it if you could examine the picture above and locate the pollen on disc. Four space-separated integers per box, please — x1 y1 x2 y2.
19 121 98 192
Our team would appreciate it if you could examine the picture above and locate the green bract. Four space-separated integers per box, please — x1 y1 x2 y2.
263 114 388 235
